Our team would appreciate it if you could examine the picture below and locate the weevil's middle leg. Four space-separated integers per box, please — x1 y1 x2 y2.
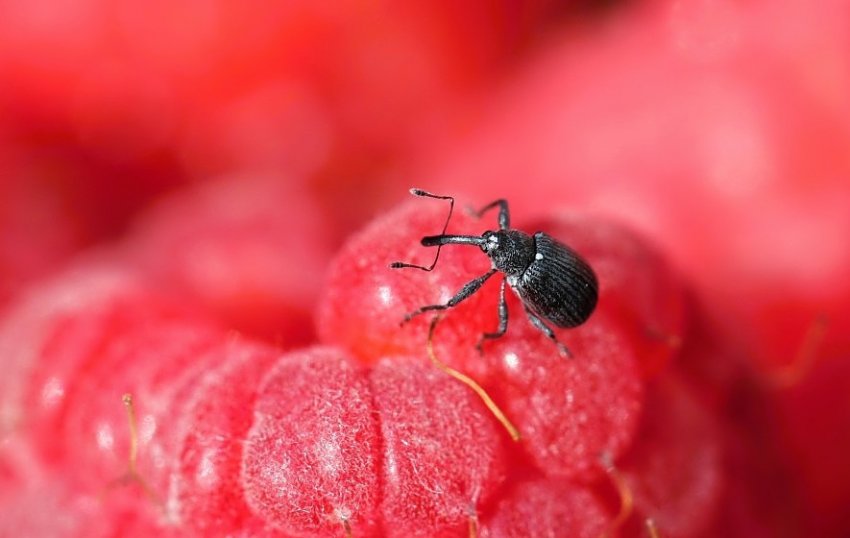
472 199 510 230
523 305 572 358
476 277 509 354
402 269 497 324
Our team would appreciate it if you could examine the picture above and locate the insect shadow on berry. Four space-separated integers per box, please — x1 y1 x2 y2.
390 188 599 358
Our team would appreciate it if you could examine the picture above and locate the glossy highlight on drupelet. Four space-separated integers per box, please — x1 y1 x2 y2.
390 189 598 357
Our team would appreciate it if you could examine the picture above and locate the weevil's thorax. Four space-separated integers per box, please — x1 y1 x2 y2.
481 229 535 277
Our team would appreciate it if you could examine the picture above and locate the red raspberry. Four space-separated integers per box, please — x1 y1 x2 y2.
126 177 332 346
773 356 850 534
618 376 723 538
242 347 381 537
318 196 645 480
527 213 687 379
0 261 200 448
56 315 225 493
0 155 86 307
317 196 491 363
477 309 643 480
479 478 610 538
369 357 506 536
174 339 284 536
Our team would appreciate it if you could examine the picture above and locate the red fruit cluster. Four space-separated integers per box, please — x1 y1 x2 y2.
1 0 848 536
319 196 735 536
1 186 767 538
0 261 507 537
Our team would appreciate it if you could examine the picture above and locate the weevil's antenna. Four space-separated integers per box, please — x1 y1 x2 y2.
600 452 633 538
426 315 521 442
390 189 455 271
342 518 353 538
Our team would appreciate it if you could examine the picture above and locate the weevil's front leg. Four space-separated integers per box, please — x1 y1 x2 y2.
402 269 497 324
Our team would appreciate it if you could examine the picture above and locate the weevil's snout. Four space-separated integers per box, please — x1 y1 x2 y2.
421 235 441 247
421 234 487 248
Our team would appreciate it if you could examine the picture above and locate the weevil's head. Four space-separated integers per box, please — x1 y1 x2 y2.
481 230 535 276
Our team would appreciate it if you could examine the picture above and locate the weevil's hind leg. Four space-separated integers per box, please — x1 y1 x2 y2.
476 277 509 354
389 189 455 272
401 269 497 324
523 306 572 358
472 199 510 230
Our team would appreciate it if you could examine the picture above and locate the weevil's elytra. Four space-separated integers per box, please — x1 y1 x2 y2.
519 232 598 328
390 189 598 357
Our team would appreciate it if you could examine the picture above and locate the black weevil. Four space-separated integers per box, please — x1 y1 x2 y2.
391 189 598 357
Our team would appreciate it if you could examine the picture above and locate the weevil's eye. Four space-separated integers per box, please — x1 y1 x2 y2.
481 231 499 252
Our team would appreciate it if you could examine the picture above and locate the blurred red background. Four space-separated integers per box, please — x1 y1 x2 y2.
1 0 849 535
